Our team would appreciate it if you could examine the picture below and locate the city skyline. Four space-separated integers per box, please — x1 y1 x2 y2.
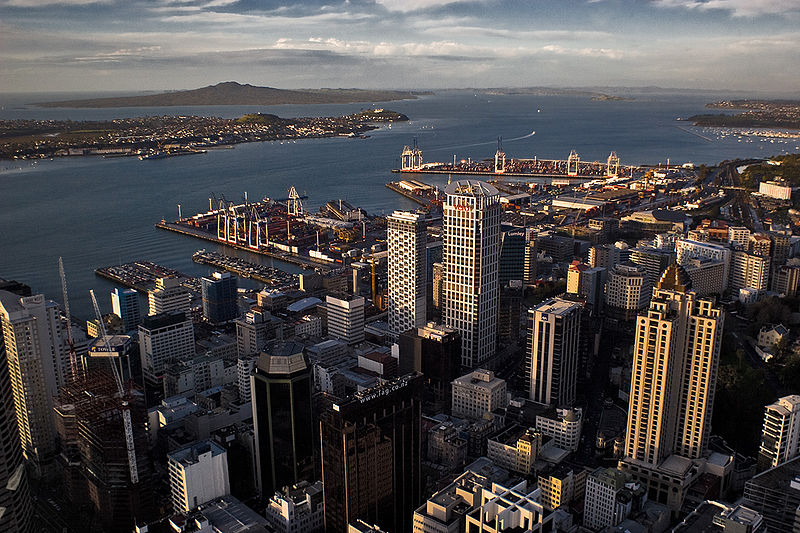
2 0 800 93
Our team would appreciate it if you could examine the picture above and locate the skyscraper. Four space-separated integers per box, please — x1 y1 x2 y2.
138 310 195 384
526 298 582 407
387 210 426 340
443 180 501 368
147 276 192 316
397 322 461 412
0 291 69 475
201 271 239 324
251 340 314 498
320 373 423 533
621 264 723 509
499 227 526 287
0 292 33 533
111 287 142 333
326 293 365 345
758 395 800 471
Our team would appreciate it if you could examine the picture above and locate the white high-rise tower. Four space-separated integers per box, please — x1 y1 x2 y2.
443 180 501 368
387 210 427 340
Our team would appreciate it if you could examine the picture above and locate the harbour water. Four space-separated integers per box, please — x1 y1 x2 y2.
1 90 797 319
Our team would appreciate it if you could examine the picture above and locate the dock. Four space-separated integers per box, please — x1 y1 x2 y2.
95 261 193 293
192 249 298 288
156 221 331 272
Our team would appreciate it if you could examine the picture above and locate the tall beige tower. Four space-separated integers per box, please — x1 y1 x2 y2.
624 264 723 466
443 180 501 368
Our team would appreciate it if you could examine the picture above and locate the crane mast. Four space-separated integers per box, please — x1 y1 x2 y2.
89 289 139 485
58 257 80 380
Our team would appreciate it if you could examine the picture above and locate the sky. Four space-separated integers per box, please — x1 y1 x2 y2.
1 0 799 93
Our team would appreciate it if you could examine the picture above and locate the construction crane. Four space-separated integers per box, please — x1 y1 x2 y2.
58 257 80 380
89 289 139 485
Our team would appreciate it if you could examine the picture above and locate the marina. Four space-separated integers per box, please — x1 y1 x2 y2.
192 249 298 288
94 261 194 293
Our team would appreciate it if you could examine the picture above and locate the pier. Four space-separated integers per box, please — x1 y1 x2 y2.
95 261 193 293
396 143 640 180
156 221 330 272
192 249 297 287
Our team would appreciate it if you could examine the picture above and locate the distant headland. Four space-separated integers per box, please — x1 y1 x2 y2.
33 81 431 108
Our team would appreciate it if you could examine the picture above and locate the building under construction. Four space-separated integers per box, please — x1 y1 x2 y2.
54 369 154 531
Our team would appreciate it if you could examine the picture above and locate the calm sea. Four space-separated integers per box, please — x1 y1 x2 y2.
1 90 797 320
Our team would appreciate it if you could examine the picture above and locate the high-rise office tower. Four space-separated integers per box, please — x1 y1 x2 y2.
326 293 365 345
320 374 423 533
138 310 195 384
443 180 501 368
387 211 426 340
398 322 461 412
499 227 526 287
0 291 69 475
201 271 239 324
147 276 192 316
0 292 33 533
625 264 723 464
251 341 314 498
526 298 582 407
111 287 142 333
758 395 800 471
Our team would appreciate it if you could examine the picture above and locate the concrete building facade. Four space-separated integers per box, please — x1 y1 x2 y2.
443 180 501 368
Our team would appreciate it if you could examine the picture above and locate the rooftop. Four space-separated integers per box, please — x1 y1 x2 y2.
168 439 226 467
530 297 581 316
445 180 499 197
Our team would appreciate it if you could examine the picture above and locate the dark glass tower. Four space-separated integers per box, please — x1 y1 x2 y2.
398 323 461 413
320 373 423 533
499 227 526 287
251 340 315 498
201 271 239 323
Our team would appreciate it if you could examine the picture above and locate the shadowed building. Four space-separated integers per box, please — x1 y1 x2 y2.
320 373 424 533
251 340 315 498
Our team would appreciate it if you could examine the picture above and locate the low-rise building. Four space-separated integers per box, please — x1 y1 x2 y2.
759 179 792 200
451 369 508 420
265 480 324 533
535 407 582 452
486 425 542 476
168 440 230 513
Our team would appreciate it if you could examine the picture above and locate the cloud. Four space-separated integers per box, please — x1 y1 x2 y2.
1 0 109 5
652 0 800 17
372 0 476 12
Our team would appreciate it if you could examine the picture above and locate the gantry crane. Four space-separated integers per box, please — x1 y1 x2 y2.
89 289 139 485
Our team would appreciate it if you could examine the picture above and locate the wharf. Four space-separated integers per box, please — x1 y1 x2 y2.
156 221 331 272
192 249 297 287
95 261 191 293
392 168 595 181
385 182 436 208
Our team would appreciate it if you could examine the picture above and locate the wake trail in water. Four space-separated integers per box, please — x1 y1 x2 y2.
424 131 536 153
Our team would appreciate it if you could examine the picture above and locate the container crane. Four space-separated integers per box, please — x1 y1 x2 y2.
89 289 139 485
58 257 80 380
